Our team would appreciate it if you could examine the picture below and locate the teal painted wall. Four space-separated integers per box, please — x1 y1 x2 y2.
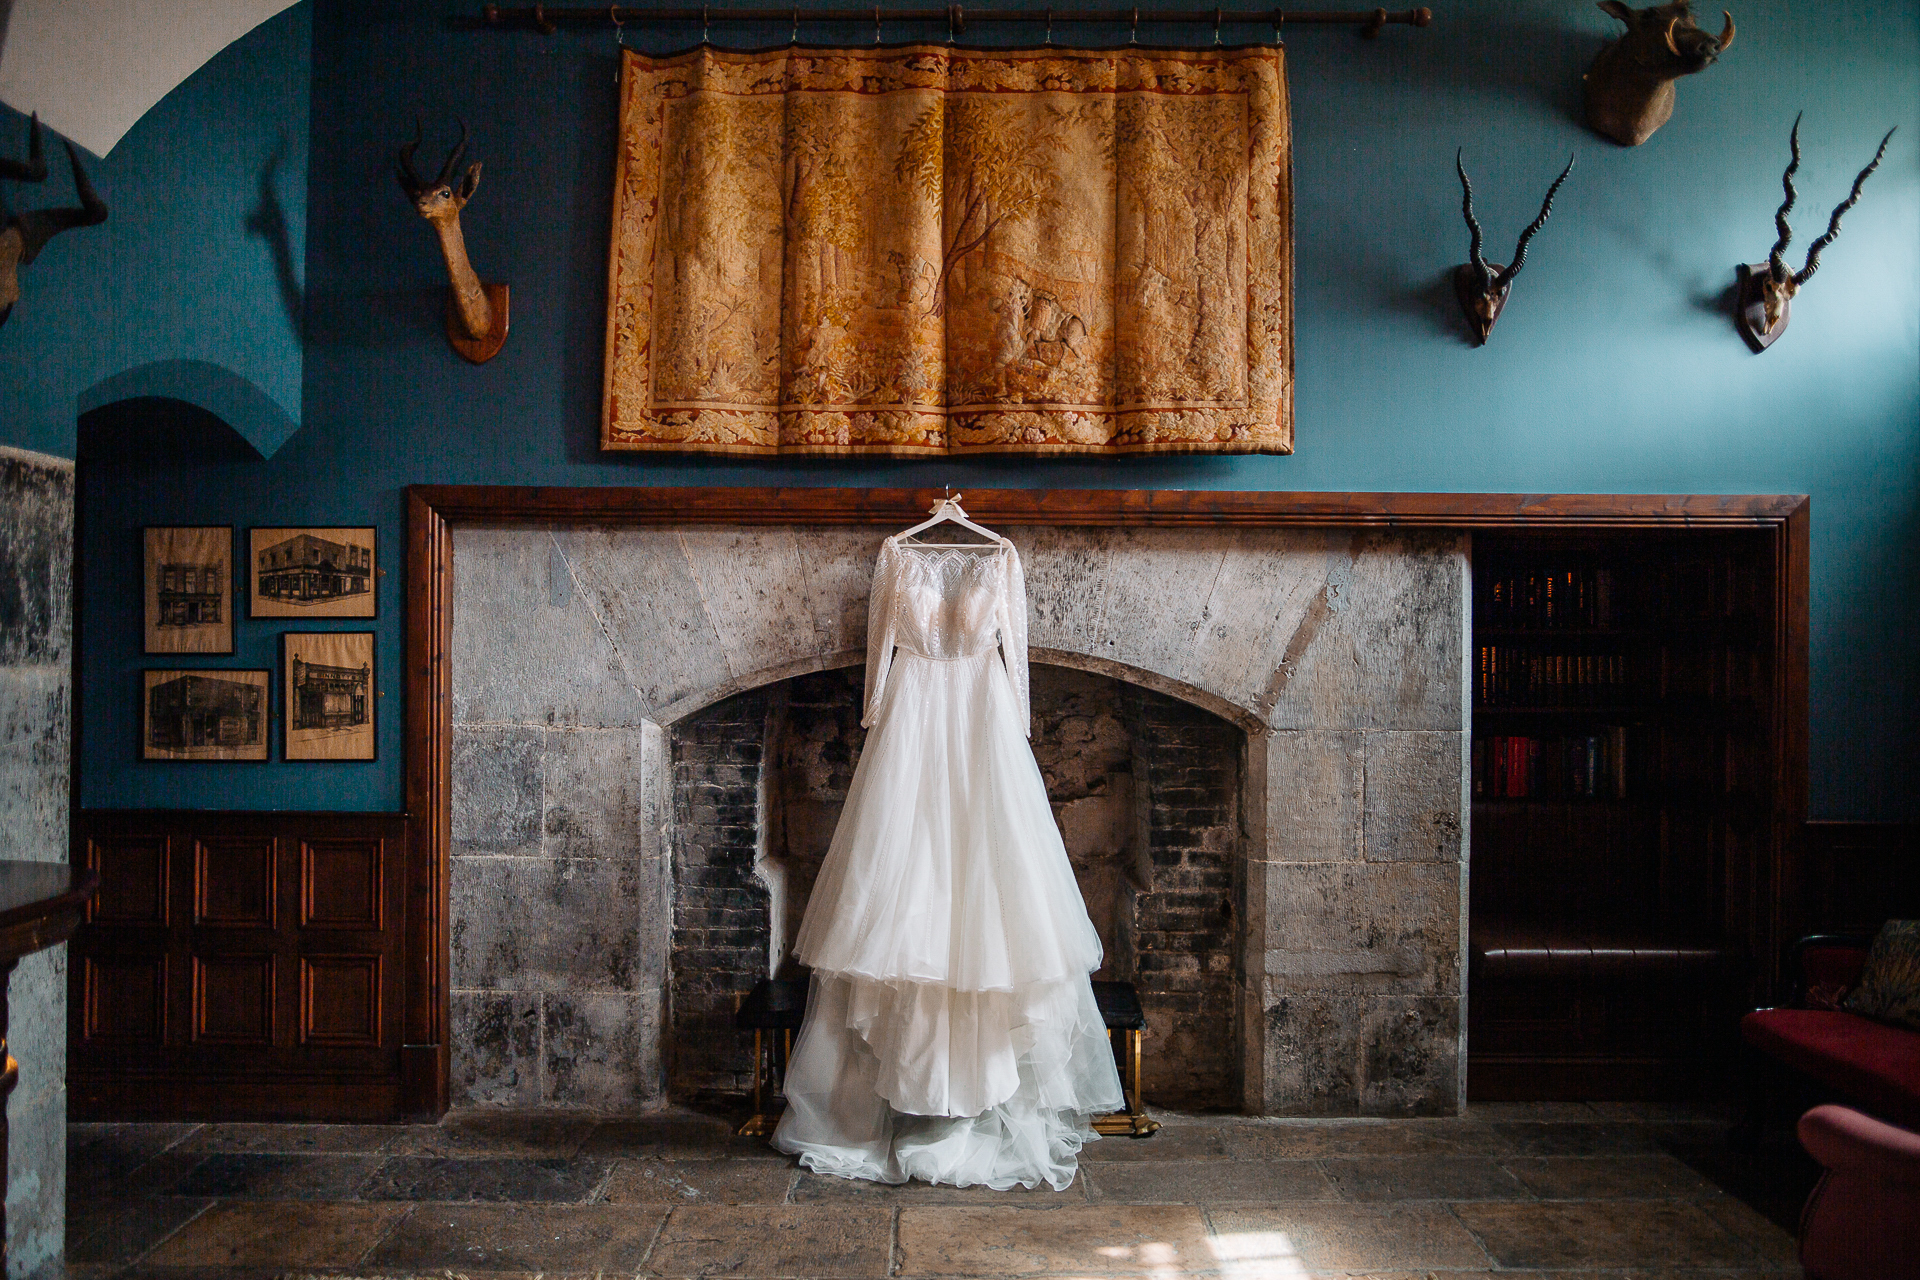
0 5 310 460
77 0 1920 819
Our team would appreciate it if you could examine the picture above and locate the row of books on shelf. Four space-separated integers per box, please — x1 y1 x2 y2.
1477 646 1631 707
1480 567 1617 630
1473 730 1629 799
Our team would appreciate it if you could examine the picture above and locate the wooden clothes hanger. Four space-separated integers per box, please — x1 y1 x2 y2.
894 493 1006 549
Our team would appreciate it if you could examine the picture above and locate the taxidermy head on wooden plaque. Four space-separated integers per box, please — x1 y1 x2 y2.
397 116 509 364
1453 151 1575 346
1584 1 1734 146
0 114 108 329
1734 114 1896 353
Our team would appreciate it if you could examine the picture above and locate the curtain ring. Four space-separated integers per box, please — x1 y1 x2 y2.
874 4 881 43
1129 6 1138 42
1272 5 1283 42
791 5 799 42
1045 7 1052 44
1214 7 1222 43
701 4 709 42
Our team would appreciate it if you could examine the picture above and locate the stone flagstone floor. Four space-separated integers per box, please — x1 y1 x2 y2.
65 1102 1815 1279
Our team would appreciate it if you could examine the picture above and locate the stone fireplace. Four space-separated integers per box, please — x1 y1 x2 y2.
666 664 1245 1109
448 524 1468 1116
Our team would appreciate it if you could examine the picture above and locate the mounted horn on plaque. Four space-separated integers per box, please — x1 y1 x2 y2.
1734 114 1895 353
1453 150 1575 346
397 117 509 364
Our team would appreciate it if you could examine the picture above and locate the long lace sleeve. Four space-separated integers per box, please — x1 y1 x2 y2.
999 541 1031 736
862 538 900 728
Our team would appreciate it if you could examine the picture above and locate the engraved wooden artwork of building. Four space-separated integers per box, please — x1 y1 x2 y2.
156 562 223 627
291 658 370 730
147 674 262 748
258 534 371 605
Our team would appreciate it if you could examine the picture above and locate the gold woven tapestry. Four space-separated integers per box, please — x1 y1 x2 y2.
601 43 1291 456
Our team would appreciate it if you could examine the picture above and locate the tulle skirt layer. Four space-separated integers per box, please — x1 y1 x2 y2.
773 648 1124 1189
791 648 1104 990
773 971 1124 1190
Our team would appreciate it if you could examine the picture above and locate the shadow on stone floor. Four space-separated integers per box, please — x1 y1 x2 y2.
62 1102 1816 1280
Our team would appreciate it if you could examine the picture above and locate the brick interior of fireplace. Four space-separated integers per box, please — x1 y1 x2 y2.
668 665 1244 1110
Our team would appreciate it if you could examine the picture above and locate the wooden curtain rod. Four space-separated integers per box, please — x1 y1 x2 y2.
479 5 1433 36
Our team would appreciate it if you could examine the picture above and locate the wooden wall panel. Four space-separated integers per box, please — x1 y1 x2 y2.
70 811 410 1121
87 836 168 926
80 955 166 1046
192 955 274 1044
301 955 381 1045
302 840 382 930
194 839 276 927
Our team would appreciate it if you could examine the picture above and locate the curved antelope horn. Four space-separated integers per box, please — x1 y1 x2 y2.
1795 125 1896 287
1496 153 1575 288
435 118 471 189
397 115 426 196
0 113 47 184
1457 150 1492 294
1767 113 1802 290
1716 10 1735 52
1663 16 1681 56
14 141 109 265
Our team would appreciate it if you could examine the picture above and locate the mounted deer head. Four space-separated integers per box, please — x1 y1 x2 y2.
1453 151 1575 346
0 114 108 330
397 117 508 364
1585 2 1734 146
1734 114 1896 352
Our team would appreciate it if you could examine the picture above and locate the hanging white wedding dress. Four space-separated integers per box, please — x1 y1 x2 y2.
771 533 1124 1191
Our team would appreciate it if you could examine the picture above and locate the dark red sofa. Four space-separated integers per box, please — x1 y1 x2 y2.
1741 935 1920 1132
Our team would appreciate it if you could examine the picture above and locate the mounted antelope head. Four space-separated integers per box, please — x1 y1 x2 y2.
0 114 108 330
1735 115 1896 353
1453 151 1575 346
1585 2 1734 146
397 117 508 364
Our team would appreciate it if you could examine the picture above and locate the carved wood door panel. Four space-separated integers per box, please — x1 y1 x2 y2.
69 811 412 1121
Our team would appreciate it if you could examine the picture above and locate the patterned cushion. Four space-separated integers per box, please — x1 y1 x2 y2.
1844 921 1920 1032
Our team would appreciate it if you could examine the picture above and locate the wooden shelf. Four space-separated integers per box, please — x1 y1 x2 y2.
1467 527 1794 1102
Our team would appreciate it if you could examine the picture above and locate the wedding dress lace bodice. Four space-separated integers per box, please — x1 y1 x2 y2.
864 535 1030 733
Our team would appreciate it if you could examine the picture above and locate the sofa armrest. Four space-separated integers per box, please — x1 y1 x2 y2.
1798 1104 1920 1187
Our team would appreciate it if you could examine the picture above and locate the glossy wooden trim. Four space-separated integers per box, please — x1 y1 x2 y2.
409 485 1809 529
403 489 453 1116
404 485 1813 1119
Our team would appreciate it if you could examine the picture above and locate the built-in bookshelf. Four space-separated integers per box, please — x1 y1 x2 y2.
1467 529 1787 1101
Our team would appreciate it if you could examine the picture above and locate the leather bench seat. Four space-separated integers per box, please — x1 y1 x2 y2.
1743 1007 1920 1133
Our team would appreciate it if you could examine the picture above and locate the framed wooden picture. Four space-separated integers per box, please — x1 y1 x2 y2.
283 631 376 761
248 527 377 619
143 526 234 654
141 669 270 761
